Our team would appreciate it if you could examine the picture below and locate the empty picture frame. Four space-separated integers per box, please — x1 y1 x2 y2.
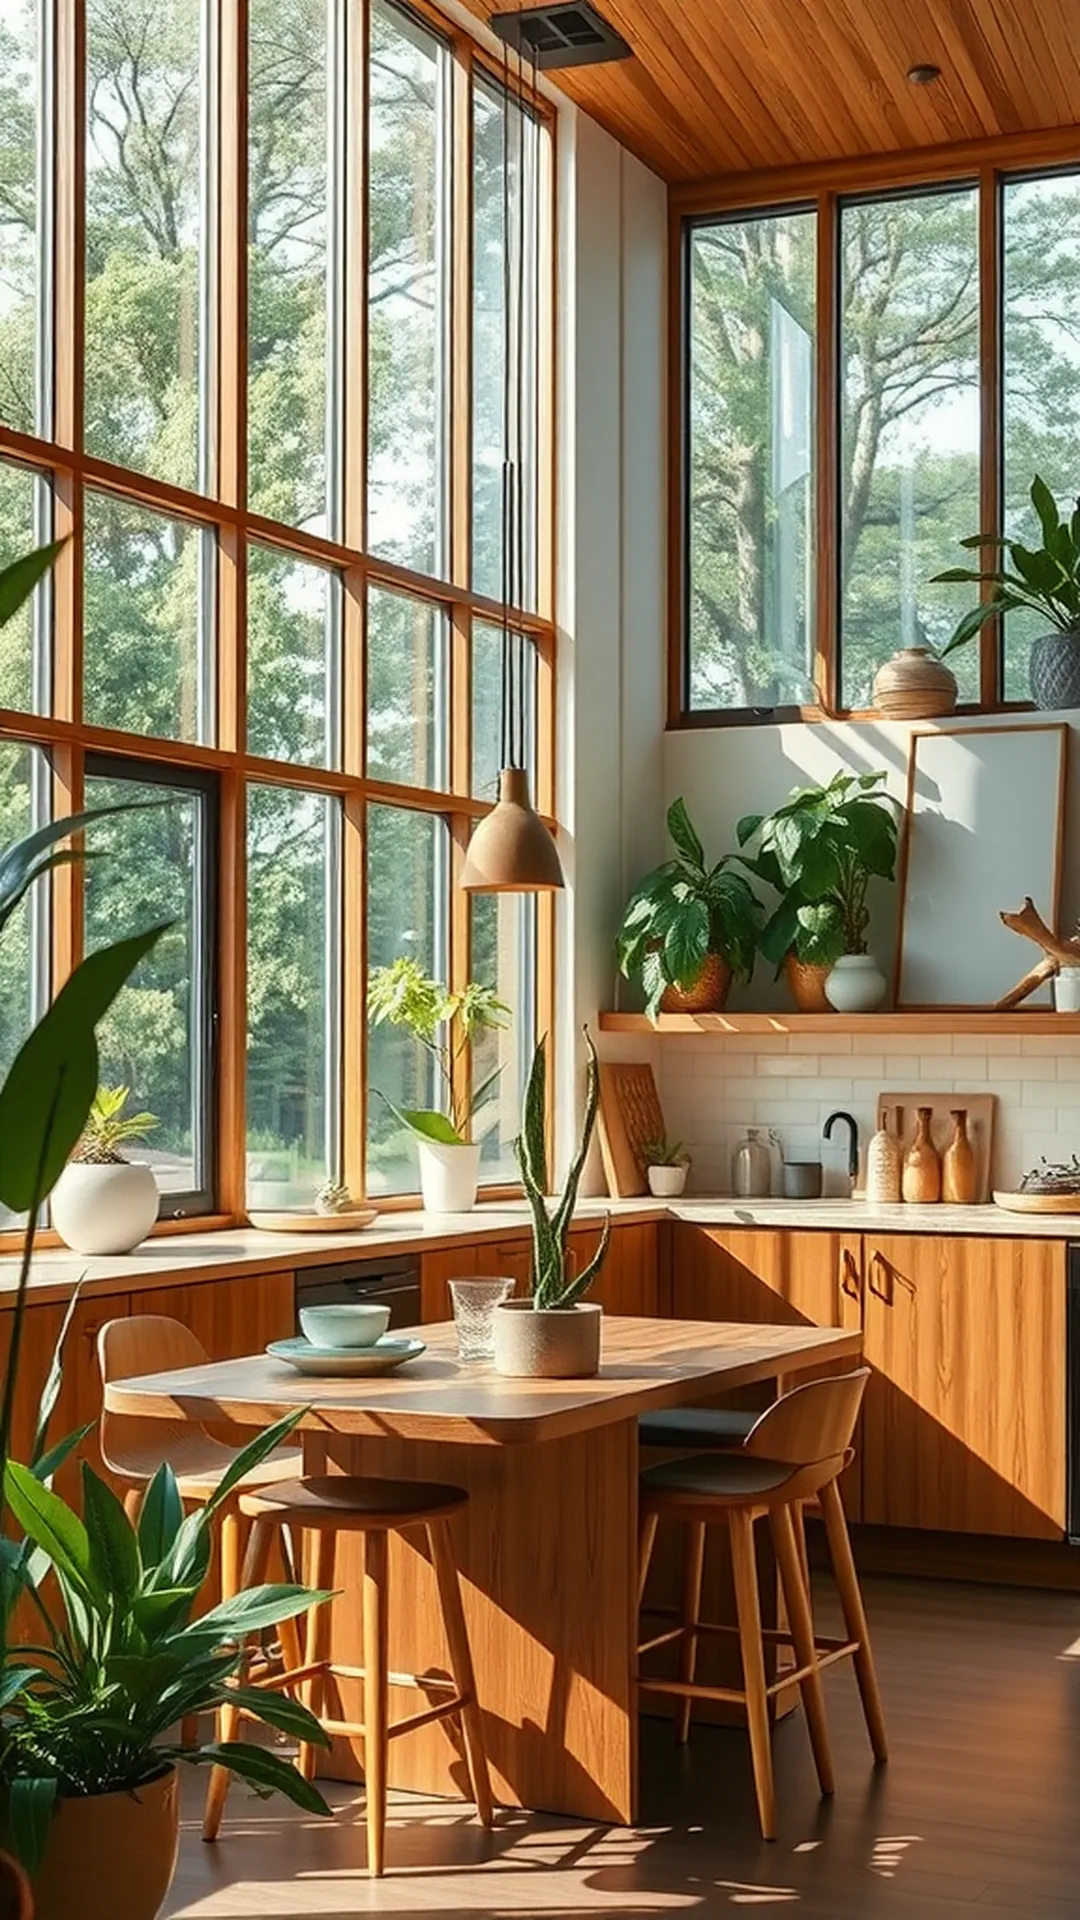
896 723 1067 1009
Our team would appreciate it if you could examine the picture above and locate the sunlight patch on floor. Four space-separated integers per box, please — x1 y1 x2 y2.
869 1835 922 1879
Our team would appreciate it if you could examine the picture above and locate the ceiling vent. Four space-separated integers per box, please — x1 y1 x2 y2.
490 3 632 70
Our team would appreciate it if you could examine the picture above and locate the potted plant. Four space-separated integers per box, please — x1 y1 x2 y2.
50 1086 160 1255
368 958 510 1213
615 798 763 1020
931 474 1080 709
642 1136 691 1199
493 1028 610 1380
738 771 898 1013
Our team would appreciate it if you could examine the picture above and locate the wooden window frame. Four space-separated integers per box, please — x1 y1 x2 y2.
0 0 557 1247
668 123 1080 730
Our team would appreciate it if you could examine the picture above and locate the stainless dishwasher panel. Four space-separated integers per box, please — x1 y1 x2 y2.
295 1256 421 1332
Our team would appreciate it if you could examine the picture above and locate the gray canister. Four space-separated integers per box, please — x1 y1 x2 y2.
732 1128 774 1198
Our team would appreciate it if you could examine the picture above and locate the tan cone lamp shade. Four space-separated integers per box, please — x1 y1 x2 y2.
460 767 564 892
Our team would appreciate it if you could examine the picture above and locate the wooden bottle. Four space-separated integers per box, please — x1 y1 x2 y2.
942 1107 977 1205
866 1105 902 1205
902 1105 941 1204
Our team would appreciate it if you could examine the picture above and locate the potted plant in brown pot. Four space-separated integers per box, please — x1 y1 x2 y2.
492 1028 611 1380
615 799 763 1019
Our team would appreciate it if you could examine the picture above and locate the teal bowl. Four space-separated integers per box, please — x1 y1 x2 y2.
299 1303 391 1350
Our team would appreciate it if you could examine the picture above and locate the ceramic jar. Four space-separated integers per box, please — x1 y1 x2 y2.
824 954 888 1013
1029 628 1080 709
659 953 732 1014
784 954 832 1013
873 647 958 720
51 1160 159 1255
866 1108 902 1206
1054 967 1080 1012
647 1163 689 1197
732 1128 774 1198
902 1106 942 1204
942 1108 977 1205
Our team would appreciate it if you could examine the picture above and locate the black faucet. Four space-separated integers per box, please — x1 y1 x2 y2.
823 1110 860 1182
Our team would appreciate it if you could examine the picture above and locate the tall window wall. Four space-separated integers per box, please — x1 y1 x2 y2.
679 160 1080 721
0 0 553 1227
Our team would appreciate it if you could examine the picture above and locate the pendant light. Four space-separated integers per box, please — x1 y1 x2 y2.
460 34 563 894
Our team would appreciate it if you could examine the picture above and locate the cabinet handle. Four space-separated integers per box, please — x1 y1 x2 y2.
839 1249 861 1300
867 1252 890 1301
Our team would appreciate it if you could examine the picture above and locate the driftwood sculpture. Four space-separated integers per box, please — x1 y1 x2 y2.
996 897 1080 1008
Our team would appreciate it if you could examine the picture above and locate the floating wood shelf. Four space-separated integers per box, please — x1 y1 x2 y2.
598 1010 1080 1036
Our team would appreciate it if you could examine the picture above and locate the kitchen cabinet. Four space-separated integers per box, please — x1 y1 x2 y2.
859 1233 1066 1540
420 1221 662 1323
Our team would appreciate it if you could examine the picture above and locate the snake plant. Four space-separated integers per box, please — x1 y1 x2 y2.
515 1028 610 1310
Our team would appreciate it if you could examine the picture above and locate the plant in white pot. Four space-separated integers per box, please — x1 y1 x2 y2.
493 1028 611 1380
642 1136 691 1198
51 1086 160 1256
368 959 509 1214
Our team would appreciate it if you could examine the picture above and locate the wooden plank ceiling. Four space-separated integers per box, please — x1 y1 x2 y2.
461 0 1080 183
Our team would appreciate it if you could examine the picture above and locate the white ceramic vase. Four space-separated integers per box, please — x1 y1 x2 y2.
824 954 887 1013
647 1164 688 1197
51 1160 159 1255
1054 967 1080 1012
416 1139 482 1214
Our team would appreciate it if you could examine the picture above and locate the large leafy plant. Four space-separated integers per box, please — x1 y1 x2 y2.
615 798 763 1019
931 474 1080 651
368 957 509 1145
515 1028 610 1310
737 770 898 968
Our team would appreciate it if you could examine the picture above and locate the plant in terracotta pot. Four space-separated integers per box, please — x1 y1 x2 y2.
737 771 898 1013
51 1085 160 1256
493 1028 611 1380
368 958 510 1213
931 474 1080 710
641 1136 691 1199
615 798 763 1020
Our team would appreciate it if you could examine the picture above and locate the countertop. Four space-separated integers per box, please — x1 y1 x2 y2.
0 1193 1075 1309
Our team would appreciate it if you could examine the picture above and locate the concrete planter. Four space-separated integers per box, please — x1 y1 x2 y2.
492 1298 602 1379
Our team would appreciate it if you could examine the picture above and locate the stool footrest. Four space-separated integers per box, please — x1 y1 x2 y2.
319 1694 469 1745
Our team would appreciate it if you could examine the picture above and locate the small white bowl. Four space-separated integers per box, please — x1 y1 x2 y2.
299 1303 391 1350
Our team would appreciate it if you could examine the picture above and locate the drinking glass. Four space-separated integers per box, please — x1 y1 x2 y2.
450 1277 514 1362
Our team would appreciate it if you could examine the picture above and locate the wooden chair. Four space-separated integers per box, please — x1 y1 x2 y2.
637 1367 886 1840
638 1406 757 1449
202 1473 495 1877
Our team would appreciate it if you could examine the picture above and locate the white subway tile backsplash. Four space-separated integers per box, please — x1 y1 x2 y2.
788 1033 852 1055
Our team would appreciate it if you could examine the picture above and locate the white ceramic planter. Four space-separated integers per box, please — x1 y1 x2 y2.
51 1160 159 1256
825 953 887 1013
416 1139 482 1214
492 1299 602 1379
647 1164 688 1197
1054 967 1080 1012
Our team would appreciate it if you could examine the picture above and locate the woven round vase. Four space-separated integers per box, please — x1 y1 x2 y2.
784 954 833 1013
659 952 732 1014
1029 630 1080 710
873 647 957 720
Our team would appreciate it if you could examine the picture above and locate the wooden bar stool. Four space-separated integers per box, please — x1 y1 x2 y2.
202 1474 495 1877
637 1367 886 1840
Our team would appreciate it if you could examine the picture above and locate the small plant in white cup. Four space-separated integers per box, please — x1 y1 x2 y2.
51 1085 160 1254
642 1136 691 1198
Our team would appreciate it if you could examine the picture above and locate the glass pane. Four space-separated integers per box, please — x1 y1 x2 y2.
247 543 339 767
472 622 535 801
470 892 535 1184
247 785 339 1208
85 0 207 491
0 0 44 435
366 803 447 1195
1003 172 1080 701
472 80 540 610
0 742 47 1227
687 209 817 710
84 769 209 1201
0 462 49 712
83 492 211 742
248 0 331 531
367 0 448 575
840 188 981 709
366 587 447 788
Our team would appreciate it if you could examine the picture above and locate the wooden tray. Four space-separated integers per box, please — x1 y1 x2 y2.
993 1189 1080 1215
597 1063 666 1198
878 1091 996 1204
248 1207 378 1233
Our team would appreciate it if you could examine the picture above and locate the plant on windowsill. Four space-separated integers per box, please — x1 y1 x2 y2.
50 1086 160 1257
641 1135 691 1199
737 770 898 1013
931 474 1080 710
615 798 763 1021
492 1027 611 1381
368 957 510 1214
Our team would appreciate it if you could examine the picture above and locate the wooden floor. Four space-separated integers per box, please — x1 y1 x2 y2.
165 1571 1080 1918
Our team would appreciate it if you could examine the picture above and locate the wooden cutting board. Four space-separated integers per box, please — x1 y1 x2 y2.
597 1062 666 1198
877 1091 996 1204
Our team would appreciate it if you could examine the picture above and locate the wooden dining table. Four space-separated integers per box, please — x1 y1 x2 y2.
105 1313 862 1823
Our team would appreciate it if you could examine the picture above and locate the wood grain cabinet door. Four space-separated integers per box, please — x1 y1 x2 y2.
420 1239 533 1322
860 1234 1066 1539
672 1224 847 1329
571 1222 661 1317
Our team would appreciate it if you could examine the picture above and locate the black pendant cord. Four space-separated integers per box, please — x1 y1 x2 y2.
513 42 527 773
500 34 514 773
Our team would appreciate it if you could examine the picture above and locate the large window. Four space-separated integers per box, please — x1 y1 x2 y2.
680 158 1080 721
0 0 553 1233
